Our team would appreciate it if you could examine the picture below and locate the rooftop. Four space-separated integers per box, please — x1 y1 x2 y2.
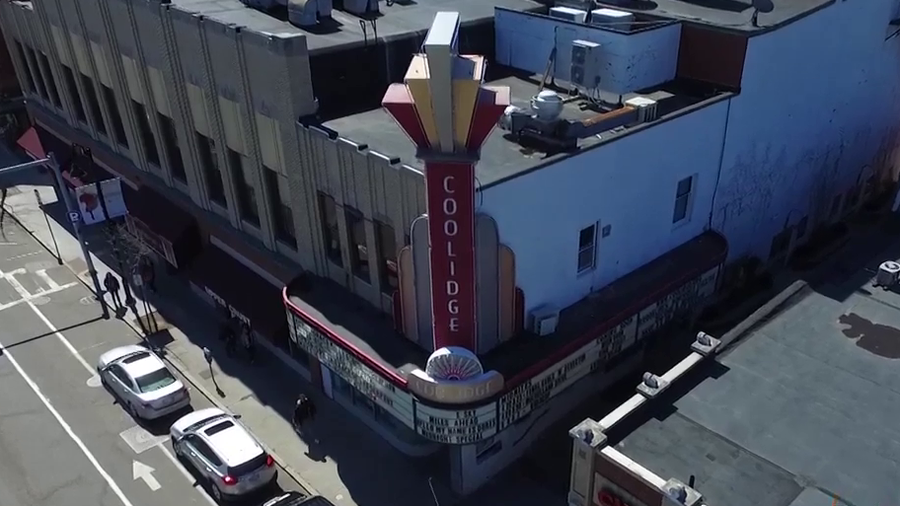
594 0 833 34
284 231 727 390
170 0 543 54
604 249 900 506
319 71 729 188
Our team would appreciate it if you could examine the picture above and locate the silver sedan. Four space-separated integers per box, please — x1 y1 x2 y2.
97 345 191 420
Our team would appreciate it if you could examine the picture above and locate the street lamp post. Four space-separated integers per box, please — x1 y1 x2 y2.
0 152 109 319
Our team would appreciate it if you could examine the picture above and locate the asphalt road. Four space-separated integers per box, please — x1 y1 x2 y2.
0 215 305 506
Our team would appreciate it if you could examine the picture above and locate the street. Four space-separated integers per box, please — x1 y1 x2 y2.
0 214 307 506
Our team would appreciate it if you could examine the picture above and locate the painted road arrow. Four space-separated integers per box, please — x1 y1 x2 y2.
133 460 161 491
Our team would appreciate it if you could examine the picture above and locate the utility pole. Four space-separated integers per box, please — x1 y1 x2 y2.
0 152 109 319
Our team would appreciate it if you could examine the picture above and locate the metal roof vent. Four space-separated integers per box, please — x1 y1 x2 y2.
531 90 563 121
343 0 378 16
288 0 332 27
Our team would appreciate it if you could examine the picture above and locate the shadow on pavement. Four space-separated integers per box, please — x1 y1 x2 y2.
0 316 104 352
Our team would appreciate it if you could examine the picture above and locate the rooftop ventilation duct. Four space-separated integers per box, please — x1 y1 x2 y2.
241 0 281 10
288 0 332 27
343 0 378 16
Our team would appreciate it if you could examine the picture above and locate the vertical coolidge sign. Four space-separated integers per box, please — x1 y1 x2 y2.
426 162 477 351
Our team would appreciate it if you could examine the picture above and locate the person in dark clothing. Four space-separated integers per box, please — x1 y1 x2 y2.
103 272 122 309
139 258 157 293
224 325 237 357
293 394 316 431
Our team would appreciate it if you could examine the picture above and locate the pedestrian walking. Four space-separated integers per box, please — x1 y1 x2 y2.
292 394 316 432
103 272 122 309
224 325 237 357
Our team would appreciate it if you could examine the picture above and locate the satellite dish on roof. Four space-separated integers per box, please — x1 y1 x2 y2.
750 0 774 26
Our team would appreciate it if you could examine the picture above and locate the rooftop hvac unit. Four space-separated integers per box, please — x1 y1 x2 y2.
590 8 635 30
530 305 560 337
241 0 280 10
570 40 601 89
876 261 900 287
625 96 658 123
343 0 378 16
550 6 588 23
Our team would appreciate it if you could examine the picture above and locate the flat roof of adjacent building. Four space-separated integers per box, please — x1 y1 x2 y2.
595 0 833 34
321 72 729 188
604 240 900 506
170 0 543 53
285 231 727 389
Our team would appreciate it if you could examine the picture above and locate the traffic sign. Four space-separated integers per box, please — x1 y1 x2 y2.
68 211 80 223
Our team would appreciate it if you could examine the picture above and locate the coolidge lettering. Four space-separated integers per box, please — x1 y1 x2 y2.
426 162 477 351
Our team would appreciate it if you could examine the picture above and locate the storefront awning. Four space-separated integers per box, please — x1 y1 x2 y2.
16 127 45 160
124 185 200 269
189 245 288 339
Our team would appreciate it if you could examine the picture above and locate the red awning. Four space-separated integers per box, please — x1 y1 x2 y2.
16 127 45 160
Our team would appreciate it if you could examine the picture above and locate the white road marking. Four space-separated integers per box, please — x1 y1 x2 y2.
133 461 161 491
0 336 136 506
5 262 219 505
36 269 61 290
0 266 78 312
86 375 103 388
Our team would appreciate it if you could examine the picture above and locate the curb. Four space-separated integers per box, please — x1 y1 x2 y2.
3 204 320 497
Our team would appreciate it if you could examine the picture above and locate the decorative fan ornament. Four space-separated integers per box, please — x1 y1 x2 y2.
425 347 484 381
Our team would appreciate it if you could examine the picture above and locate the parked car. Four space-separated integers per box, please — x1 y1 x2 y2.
264 492 336 506
97 345 190 420
170 407 277 502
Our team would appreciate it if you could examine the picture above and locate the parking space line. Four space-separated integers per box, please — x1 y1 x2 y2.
13 279 220 506
0 336 136 506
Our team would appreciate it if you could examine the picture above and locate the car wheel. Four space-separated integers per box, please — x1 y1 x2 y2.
208 479 223 502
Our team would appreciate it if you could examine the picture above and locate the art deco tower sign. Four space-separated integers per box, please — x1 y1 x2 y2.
382 12 509 353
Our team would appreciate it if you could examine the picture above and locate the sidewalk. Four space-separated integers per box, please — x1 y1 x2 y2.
0 146 565 506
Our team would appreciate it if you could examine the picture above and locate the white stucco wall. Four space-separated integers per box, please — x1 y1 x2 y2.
479 99 731 314
712 0 900 261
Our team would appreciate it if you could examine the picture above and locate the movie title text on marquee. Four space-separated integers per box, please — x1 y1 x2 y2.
288 312 415 428
637 267 718 340
415 403 498 445
426 163 477 351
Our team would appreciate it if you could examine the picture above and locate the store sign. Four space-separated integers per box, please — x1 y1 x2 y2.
498 266 719 430
426 163 477 351
415 402 498 445
206 287 250 326
407 368 505 404
289 312 415 428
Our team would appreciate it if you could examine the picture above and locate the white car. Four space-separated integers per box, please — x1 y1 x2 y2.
97 345 191 420
170 408 277 502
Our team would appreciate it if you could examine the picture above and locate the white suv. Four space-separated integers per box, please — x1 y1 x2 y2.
170 408 277 502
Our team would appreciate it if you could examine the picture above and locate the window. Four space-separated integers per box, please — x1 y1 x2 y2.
263 166 296 248
158 114 186 182
197 134 225 206
375 221 398 294
60 65 87 122
24 46 48 101
131 100 160 166
346 208 369 283
318 193 342 266
229 148 259 225
577 223 597 273
102 85 128 147
13 41 35 93
672 176 694 223
38 53 61 107
80 74 106 135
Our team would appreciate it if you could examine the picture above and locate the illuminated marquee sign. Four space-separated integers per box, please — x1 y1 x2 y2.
426 163 477 351
415 402 498 445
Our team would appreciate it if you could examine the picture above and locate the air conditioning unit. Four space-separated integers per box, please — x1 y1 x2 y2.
344 0 378 16
589 8 635 30
530 305 560 336
877 261 900 286
625 96 659 123
570 40 601 89
242 0 279 10
550 6 588 23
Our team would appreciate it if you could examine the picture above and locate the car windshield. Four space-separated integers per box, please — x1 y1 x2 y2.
134 368 177 393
